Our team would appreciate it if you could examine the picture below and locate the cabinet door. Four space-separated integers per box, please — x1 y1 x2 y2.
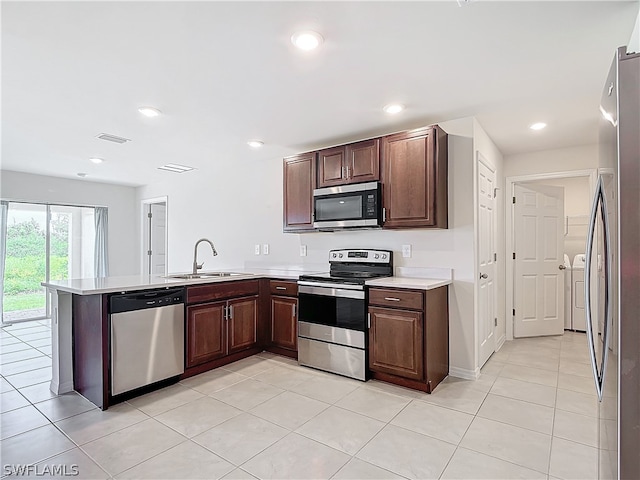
346 139 380 184
283 153 316 232
317 146 346 188
368 307 424 380
186 302 227 367
227 296 258 354
382 126 447 228
271 296 297 351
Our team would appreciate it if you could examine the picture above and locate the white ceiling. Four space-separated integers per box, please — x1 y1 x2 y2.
2 1 637 187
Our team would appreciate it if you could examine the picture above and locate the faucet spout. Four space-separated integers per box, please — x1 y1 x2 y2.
193 238 218 274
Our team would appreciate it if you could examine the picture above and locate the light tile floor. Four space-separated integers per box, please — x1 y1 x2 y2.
0 322 598 480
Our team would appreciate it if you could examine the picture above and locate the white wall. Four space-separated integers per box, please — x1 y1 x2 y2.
629 5 640 52
504 144 598 178
0 170 138 276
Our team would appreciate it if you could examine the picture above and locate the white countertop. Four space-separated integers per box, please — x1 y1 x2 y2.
366 276 451 290
43 266 452 295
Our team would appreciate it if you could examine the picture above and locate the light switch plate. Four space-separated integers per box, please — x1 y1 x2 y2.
402 244 412 258
300 245 307 257
262 244 270 255
254 244 261 255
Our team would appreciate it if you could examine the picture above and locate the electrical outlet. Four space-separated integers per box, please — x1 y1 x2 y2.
300 245 307 257
402 244 412 258
254 244 261 255
262 244 270 255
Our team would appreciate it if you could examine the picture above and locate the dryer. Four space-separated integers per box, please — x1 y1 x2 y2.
571 254 586 331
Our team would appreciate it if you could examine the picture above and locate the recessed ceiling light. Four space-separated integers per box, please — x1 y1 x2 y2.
529 122 547 130
291 31 323 51
77 173 87 178
383 103 405 114
247 140 264 148
89 157 104 164
138 106 162 118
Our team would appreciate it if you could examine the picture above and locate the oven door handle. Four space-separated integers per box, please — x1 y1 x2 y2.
297 281 364 291
298 284 365 300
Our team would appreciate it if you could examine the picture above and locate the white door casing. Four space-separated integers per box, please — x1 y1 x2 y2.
513 184 565 337
478 156 497 367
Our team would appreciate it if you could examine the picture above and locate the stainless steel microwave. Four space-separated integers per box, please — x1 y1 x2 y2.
313 181 382 229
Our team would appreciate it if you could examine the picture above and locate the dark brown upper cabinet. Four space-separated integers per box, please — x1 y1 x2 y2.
381 125 448 229
317 139 380 188
283 152 316 232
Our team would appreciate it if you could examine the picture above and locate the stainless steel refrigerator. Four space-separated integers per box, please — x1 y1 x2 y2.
585 45 639 480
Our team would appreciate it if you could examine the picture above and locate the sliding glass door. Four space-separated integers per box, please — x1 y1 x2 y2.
1 202 96 324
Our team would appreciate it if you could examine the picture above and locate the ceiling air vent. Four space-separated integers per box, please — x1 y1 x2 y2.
96 133 131 144
158 163 194 173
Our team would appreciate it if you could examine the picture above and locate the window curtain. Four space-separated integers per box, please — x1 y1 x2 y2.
94 207 109 278
0 201 9 323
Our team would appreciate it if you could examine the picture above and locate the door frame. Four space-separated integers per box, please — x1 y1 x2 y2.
505 170 597 340
140 196 168 276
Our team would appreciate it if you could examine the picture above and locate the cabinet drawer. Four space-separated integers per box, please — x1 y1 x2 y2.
369 288 423 310
270 280 298 297
187 280 259 304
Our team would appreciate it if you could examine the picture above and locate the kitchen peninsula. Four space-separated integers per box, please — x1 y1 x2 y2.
44 268 451 410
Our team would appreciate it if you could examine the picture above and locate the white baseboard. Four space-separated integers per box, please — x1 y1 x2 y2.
449 366 480 380
50 380 74 395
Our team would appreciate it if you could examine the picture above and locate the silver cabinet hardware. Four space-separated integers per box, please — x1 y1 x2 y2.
480 273 488 279
384 297 401 302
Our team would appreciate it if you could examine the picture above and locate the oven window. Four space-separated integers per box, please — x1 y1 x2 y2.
298 292 366 331
315 195 362 221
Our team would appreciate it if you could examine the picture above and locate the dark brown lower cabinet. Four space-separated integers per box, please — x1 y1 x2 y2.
186 294 258 369
369 307 424 380
187 301 226 367
271 296 297 351
266 280 298 358
184 280 260 373
368 285 449 393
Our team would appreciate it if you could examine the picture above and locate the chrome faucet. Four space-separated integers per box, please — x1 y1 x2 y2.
193 238 218 274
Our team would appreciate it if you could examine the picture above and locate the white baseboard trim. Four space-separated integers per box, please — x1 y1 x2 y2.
50 380 74 395
449 366 480 380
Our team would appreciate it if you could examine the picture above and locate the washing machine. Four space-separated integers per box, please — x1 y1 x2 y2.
571 254 586 331
563 254 572 330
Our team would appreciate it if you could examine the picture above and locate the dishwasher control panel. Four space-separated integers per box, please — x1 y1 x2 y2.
110 288 185 314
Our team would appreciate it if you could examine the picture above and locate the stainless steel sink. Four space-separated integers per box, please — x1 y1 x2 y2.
164 272 246 279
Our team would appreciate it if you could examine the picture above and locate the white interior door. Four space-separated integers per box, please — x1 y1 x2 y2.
143 201 167 276
514 184 565 337
150 203 166 275
478 157 497 367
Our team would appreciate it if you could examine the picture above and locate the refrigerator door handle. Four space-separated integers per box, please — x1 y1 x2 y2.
584 175 612 402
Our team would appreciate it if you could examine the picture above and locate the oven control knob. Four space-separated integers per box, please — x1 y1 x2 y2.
332 253 337 258
382 254 387 259
339 253 343 258
374 254 380 259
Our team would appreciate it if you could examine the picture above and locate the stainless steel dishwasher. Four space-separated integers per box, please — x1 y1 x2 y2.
110 288 185 396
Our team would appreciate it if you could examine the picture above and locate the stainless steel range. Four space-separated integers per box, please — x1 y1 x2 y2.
297 249 393 380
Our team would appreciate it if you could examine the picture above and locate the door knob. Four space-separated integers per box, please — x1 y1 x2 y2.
480 273 488 279
559 264 567 270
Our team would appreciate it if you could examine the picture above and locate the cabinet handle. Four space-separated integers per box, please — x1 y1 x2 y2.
292 304 296 317
382 208 386 223
276 286 287 290
346 165 350 178
228 305 233 320
384 297 401 302
367 313 371 329
223 305 228 321
342 166 346 179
